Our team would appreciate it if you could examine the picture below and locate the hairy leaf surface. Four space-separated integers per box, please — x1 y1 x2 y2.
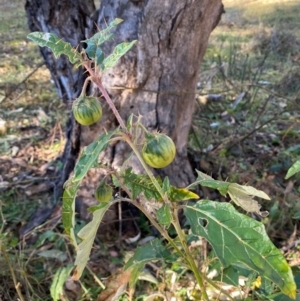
27 32 82 65
123 168 162 200
185 200 296 299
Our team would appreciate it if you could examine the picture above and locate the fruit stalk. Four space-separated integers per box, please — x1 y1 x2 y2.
83 61 128 133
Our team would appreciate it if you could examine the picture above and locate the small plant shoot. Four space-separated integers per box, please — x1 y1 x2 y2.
28 18 297 300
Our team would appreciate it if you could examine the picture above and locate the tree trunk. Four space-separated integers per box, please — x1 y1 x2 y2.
88 0 224 187
25 0 224 205
25 0 96 198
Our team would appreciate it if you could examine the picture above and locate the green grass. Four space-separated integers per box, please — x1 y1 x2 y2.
193 1 300 236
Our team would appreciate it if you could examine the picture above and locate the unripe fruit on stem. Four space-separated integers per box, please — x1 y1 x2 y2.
72 96 102 126
142 132 176 168
95 179 113 203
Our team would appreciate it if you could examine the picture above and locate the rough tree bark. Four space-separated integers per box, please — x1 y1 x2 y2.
25 0 224 205
25 0 96 199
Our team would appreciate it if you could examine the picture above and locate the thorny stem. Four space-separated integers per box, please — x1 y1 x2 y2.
172 208 209 301
82 62 209 298
114 130 209 298
95 78 128 132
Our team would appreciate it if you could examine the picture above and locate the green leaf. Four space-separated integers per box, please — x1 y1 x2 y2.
122 168 162 201
62 180 79 244
217 266 240 286
73 129 119 183
185 200 296 299
187 170 229 196
112 174 121 188
27 32 82 65
129 262 144 288
168 187 199 202
83 35 110 65
162 177 171 195
73 203 111 280
273 293 300 301
50 265 73 301
82 18 123 66
228 183 270 216
83 18 122 47
125 238 171 270
62 129 118 243
88 202 111 213
157 204 171 226
100 40 137 72
285 160 300 179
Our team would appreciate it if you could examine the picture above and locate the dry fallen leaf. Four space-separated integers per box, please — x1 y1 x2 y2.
97 269 131 301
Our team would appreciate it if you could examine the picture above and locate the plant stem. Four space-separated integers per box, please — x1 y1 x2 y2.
120 198 188 262
172 208 209 301
80 76 91 97
204 275 236 301
95 78 128 132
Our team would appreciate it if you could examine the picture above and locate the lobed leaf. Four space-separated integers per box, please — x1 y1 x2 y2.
285 160 300 179
162 176 171 195
122 170 198 202
27 32 82 65
62 129 118 243
185 200 296 299
122 168 162 201
82 19 125 67
100 40 137 72
73 129 119 183
72 203 111 280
